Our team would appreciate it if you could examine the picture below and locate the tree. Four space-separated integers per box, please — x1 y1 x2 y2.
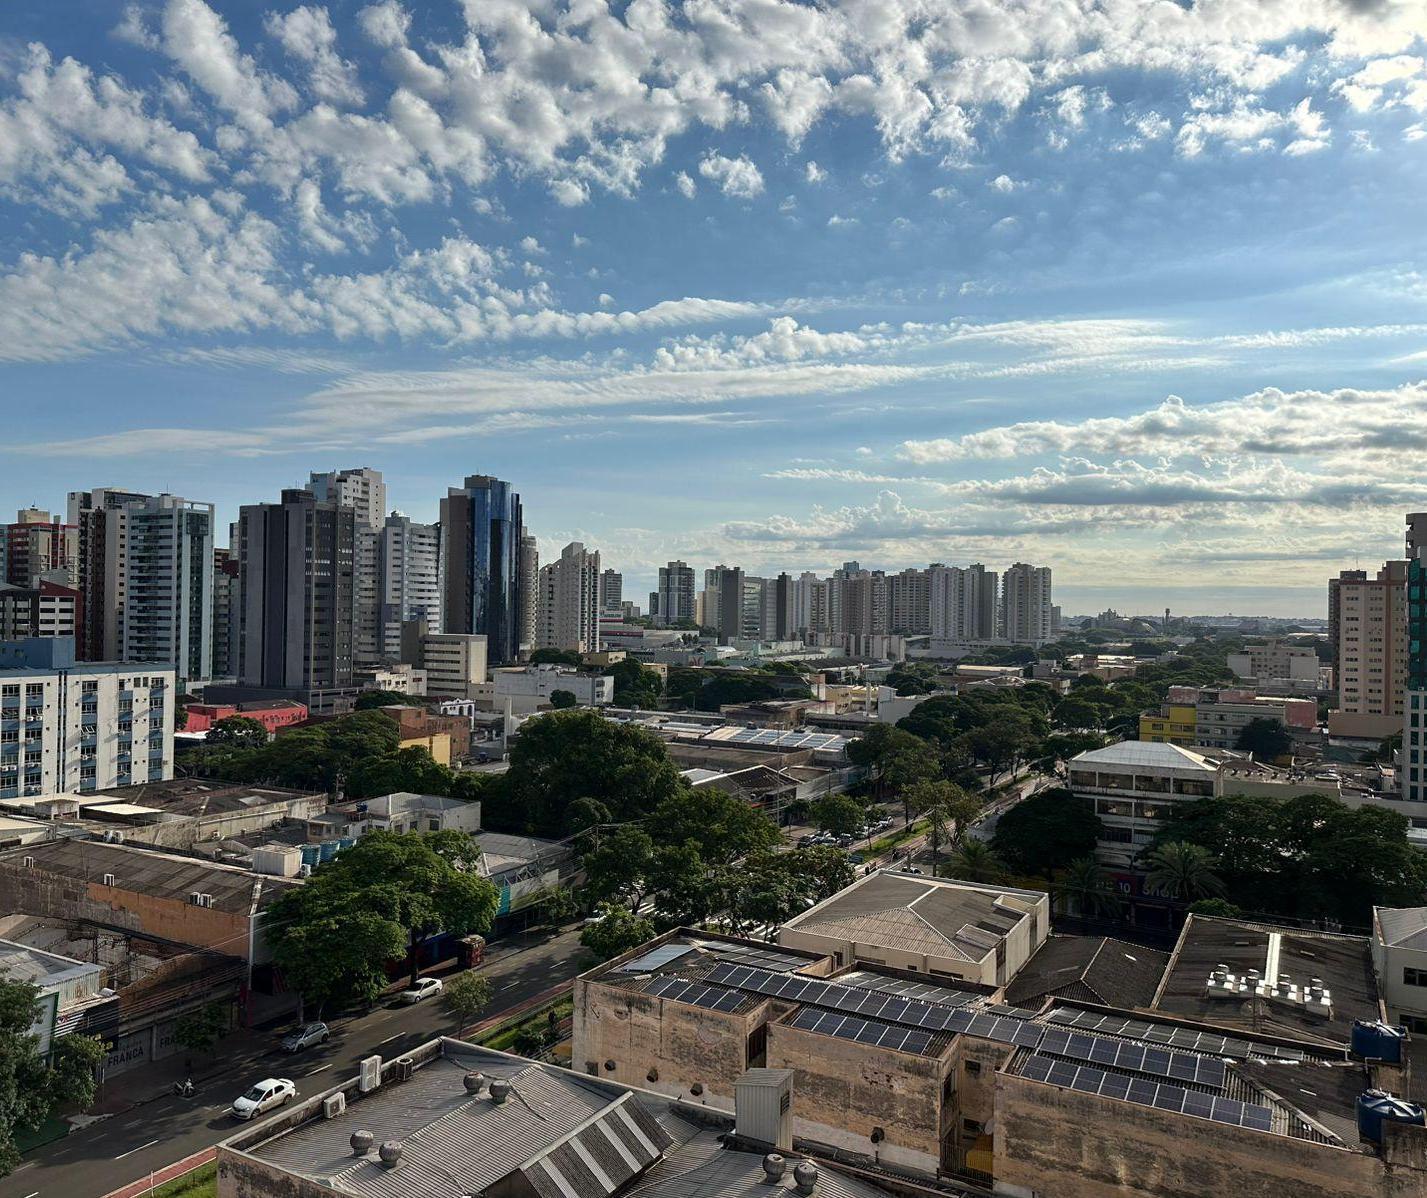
207 716 270 749
355 690 414 710
810 793 865 837
1035 732 1106 776
581 826 656 910
530 648 582 666
0 977 106 1175
345 746 456 799
943 840 1006 884
1236 717 1292 760
1187 898 1243 918
442 971 494 1035
882 742 940 823
491 709 686 836
1142 841 1226 902
904 780 980 868
266 830 500 1010
606 658 662 708
1053 857 1122 919
991 789 1101 877
174 1001 230 1055
548 689 578 710
580 903 656 961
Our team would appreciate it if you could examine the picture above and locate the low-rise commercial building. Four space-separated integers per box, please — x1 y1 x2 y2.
343 791 481 836
375 704 471 763
1195 687 1318 749
183 699 308 735
478 664 614 713
399 622 487 700
0 937 103 1054
1372 907 1427 1035
778 871 1050 987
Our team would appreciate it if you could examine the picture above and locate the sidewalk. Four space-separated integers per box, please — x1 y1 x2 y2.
101 1147 215 1198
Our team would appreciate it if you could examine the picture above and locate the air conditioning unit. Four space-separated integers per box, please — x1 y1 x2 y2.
323 1092 347 1119
393 1057 414 1082
188 891 214 908
298 864 312 878
21 856 34 869
359 1055 382 1093
101 873 116 887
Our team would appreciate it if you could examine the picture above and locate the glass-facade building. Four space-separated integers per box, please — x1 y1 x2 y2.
440 476 524 664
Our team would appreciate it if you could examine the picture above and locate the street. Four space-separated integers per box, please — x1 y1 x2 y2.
6 926 587 1198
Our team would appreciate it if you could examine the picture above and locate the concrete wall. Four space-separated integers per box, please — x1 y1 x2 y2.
106 793 328 850
992 1069 1427 1198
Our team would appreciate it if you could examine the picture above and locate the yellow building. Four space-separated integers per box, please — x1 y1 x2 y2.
1138 702 1196 744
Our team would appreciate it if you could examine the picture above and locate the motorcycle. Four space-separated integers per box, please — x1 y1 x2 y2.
172 1078 195 1098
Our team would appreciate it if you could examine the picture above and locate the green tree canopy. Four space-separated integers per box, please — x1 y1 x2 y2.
810 793 866 837
0 977 106 1175
1053 857 1122 919
355 690 415 710
346 746 457 799
991 788 1102 877
266 830 499 1011
549 689 578 710
605 658 663 708
206 715 270 748
580 903 657 961
530 648 582 666
942 839 1007 884
174 1001 231 1055
489 708 686 836
442 971 494 1035
1235 717 1293 760
1142 841 1226 902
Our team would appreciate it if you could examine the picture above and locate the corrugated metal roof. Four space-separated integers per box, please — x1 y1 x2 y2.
1376 906 1427 950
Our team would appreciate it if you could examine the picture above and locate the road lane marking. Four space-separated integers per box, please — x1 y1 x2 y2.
306 1064 331 1076
22 1189 38 1197
114 1138 159 1160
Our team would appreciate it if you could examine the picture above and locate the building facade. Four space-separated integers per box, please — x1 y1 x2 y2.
654 560 696 626
536 541 602 653
440 475 524 664
399 622 488 701
237 489 356 702
1000 562 1053 644
309 468 386 666
1 509 78 589
0 637 175 798
0 580 80 642
1330 561 1407 740
375 513 441 661
930 564 998 642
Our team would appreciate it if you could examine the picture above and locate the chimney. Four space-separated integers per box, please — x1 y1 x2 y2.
735 1069 793 1152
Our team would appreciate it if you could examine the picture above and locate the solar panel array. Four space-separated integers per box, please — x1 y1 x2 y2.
644 976 746 1012
619 944 697 973
707 941 811 973
842 972 981 1007
721 728 849 752
1019 1054 1274 1132
789 1007 934 1056
1039 1027 1227 1088
1046 1007 1306 1062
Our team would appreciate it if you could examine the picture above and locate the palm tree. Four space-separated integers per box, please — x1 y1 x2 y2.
943 839 1006 884
1142 841 1226 902
1053 857 1123 919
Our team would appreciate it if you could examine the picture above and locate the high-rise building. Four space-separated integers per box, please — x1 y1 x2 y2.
519 533 539 652
66 490 214 686
655 561 696 627
598 568 622 614
829 568 884 638
929 564 998 642
537 542 602 653
1000 562 1053 644
237 489 356 701
1331 561 1408 740
440 475 524 664
376 513 441 661
0 580 80 641
309 469 385 665
0 637 174 797
715 565 746 643
886 567 931 635
211 547 239 679
1 509 77 590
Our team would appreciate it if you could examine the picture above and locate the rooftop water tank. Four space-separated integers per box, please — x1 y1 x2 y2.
1357 1090 1425 1145
1351 1020 1408 1064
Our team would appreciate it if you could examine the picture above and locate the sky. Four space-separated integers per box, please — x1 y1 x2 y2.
2 1 1427 616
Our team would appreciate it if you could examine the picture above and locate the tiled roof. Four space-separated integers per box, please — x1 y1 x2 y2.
1005 936 1169 1010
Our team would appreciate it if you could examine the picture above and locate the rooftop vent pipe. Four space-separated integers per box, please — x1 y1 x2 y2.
350 1130 373 1157
378 1140 403 1169
762 1153 786 1182
793 1161 818 1195
489 1078 511 1105
463 1072 486 1096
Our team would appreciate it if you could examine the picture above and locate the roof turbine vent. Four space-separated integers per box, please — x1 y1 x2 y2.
350 1130 373 1157
489 1078 511 1105
378 1140 403 1169
463 1071 486 1095
762 1153 786 1182
793 1161 818 1194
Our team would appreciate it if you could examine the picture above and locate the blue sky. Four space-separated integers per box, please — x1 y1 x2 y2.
3 1 1427 615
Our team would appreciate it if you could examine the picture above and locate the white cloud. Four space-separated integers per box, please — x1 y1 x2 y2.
805 161 827 183
160 0 298 128
698 153 764 200
674 171 696 198
266 6 365 107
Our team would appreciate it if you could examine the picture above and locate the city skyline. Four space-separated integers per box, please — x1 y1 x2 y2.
2 2 1426 616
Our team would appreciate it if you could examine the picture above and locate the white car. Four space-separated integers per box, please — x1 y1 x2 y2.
231 1077 296 1120
398 977 444 1004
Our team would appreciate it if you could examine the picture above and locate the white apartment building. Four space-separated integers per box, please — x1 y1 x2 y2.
537 542 602 653
481 665 613 713
67 490 214 687
0 638 175 799
376 513 441 660
1227 640 1321 689
1000 562 1053 645
400 625 488 701
1330 562 1407 740
1372 907 1427 1034
929 563 998 642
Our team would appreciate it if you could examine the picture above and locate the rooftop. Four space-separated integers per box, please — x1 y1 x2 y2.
0 839 299 914
1070 740 1219 772
0 937 98 991
1004 935 1170 1010
1151 915 1382 1047
781 870 1046 964
92 779 322 817
225 1040 904 1198
1375 907 1427 951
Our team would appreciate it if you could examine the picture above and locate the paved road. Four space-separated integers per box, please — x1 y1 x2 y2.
7 926 587 1198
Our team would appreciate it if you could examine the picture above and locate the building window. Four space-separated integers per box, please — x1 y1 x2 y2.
1404 967 1427 988
965 1060 982 1075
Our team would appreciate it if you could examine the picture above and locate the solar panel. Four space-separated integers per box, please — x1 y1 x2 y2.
1043 1007 1303 1063
620 944 697 973
1018 1054 1276 1131
644 976 746 1013
707 941 810 973
789 1006 934 1055
1042 1029 1227 1090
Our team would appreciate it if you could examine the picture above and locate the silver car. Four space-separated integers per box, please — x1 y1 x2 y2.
281 1021 330 1053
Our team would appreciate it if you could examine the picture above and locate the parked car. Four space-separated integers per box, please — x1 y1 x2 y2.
281 1022 329 1053
797 834 817 847
231 1077 296 1120
398 977 444 1004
